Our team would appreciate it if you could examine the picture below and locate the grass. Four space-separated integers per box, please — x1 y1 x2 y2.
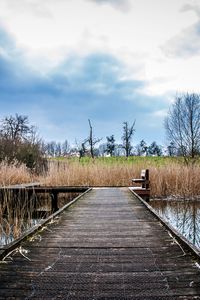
0 160 33 186
39 156 200 198
0 156 199 198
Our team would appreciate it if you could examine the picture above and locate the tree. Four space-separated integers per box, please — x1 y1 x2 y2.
122 121 136 157
87 119 102 158
165 93 200 161
135 140 147 156
167 142 176 157
0 114 47 173
78 140 88 159
106 135 115 156
148 141 162 156
0 114 33 142
45 141 57 157
62 140 70 156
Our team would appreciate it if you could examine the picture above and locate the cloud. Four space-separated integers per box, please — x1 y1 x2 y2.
0 0 52 18
161 3 200 58
162 21 200 58
0 26 167 143
52 53 143 96
181 3 200 17
88 0 131 11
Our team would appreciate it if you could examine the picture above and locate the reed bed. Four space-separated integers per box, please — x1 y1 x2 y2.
0 157 200 198
39 157 200 199
0 160 33 186
149 164 200 198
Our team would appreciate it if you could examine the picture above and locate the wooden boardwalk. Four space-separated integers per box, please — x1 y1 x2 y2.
0 188 200 299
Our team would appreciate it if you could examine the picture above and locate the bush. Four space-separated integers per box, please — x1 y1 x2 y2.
0 114 47 174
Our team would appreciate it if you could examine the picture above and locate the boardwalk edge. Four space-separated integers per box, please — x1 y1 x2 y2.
129 187 200 262
0 187 92 261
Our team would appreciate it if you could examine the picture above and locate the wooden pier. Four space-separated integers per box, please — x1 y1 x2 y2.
0 188 200 299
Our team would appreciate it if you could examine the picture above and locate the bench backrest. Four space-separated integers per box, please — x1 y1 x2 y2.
141 169 149 188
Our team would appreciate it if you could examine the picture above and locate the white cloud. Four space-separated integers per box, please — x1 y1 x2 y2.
0 0 199 97
181 2 200 17
162 22 200 58
0 0 52 18
88 0 131 11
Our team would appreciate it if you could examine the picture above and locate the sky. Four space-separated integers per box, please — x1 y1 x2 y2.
0 0 200 146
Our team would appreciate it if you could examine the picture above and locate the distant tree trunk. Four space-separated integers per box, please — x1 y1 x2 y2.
122 121 135 157
87 119 102 158
88 119 94 158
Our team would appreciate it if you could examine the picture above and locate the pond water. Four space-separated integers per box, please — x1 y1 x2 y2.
0 192 80 246
150 199 200 250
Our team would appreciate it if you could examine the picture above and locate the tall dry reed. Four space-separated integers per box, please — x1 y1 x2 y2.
0 158 200 198
39 158 200 198
0 160 33 186
39 159 142 187
150 164 200 198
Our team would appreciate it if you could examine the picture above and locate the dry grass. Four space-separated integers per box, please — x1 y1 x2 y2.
0 160 33 186
39 158 200 198
39 159 140 187
0 158 199 198
149 164 200 198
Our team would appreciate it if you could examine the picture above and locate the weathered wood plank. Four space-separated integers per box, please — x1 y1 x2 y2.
0 188 200 299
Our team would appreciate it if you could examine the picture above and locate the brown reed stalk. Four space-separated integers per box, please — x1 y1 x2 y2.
0 160 33 186
39 158 200 198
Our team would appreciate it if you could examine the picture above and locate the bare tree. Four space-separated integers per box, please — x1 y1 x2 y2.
122 121 136 157
62 140 70 156
165 93 200 161
87 119 102 158
0 114 34 142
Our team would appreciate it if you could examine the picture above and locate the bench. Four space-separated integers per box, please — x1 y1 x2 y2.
131 169 150 201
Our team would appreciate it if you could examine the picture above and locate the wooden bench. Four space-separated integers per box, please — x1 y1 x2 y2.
131 169 150 201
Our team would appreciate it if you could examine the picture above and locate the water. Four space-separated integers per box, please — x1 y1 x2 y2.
150 199 200 250
0 192 80 246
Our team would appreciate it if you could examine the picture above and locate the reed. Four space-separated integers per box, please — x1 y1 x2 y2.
0 160 33 186
150 164 200 198
39 157 200 198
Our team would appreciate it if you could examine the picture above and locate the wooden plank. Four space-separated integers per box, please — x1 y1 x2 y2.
0 186 89 192
0 188 200 299
1 182 40 188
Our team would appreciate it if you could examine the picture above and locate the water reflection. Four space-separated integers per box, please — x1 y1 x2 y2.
0 191 80 246
150 199 200 250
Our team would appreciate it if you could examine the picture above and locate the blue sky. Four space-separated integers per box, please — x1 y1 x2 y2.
0 0 199 146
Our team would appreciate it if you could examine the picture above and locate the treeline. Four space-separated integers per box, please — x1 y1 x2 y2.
44 139 163 158
43 120 165 158
1 92 200 173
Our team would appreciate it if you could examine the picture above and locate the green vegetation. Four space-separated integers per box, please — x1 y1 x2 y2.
51 155 187 167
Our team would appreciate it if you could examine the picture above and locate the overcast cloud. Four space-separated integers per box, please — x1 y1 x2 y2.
88 0 131 11
0 0 199 145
